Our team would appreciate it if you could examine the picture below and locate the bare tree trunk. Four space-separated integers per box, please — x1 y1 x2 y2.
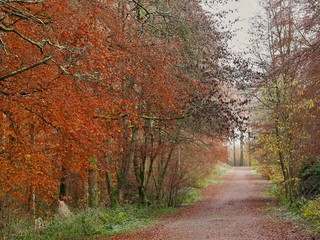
117 125 138 204
29 123 36 216
240 132 244 166
233 136 236 166
248 131 251 166
88 168 98 208
105 154 118 208
134 118 153 205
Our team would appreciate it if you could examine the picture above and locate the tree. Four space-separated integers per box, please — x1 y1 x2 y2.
250 0 320 202
0 0 243 215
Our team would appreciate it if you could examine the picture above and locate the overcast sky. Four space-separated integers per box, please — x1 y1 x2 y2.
204 0 261 54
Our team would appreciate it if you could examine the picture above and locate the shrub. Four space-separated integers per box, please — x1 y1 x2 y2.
194 180 207 189
298 157 320 199
301 197 320 222
181 188 201 205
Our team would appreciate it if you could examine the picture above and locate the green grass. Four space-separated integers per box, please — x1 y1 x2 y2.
214 163 232 177
181 188 201 205
264 183 320 238
4 205 176 240
265 204 319 237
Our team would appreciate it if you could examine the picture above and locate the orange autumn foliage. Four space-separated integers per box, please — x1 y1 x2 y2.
0 0 191 205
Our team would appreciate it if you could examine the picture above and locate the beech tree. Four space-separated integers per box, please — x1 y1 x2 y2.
0 0 148 207
0 0 242 215
251 0 320 202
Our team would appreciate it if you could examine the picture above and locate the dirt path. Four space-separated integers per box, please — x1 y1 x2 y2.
107 167 313 240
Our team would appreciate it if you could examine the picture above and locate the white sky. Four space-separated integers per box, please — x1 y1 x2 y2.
202 0 262 147
204 0 261 54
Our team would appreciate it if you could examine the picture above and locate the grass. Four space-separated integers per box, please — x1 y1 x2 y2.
214 163 232 177
3 205 176 240
181 188 201 205
264 182 320 238
265 204 319 237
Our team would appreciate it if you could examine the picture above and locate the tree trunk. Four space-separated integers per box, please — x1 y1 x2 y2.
59 166 70 200
240 132 244 166
105 152 119 208
29 123 36 216
117 126 138 204
275 126 294 202
233 137 236 166
248 131 251 166
134 118 152 205
88 168 98 208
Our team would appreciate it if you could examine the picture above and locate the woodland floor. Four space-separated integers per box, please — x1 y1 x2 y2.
101 167 316 240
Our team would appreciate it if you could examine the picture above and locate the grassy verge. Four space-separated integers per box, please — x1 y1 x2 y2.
3 205 176 240
265 183 320 238
265 204 318 238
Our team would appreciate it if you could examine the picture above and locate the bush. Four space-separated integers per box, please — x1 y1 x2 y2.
301 197 320 222
194 180 208 189
298 157 320 199
181 188 201 205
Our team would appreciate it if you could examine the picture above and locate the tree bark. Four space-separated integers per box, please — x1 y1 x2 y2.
233 137 236 166
240 132 244 166
88 168 98 208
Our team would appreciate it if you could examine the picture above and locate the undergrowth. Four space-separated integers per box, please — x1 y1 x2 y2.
181 188 201 205
300 197 320 233
265 182 320 236
2 205 176 240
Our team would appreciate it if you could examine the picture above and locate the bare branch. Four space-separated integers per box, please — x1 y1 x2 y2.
19 104 61 131
0 56 52 81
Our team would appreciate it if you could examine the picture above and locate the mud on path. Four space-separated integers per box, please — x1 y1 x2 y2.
106 167 313 240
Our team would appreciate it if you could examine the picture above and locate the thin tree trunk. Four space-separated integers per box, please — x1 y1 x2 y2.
240 132 244 166
248 131 251 166
275 126 292 201
233 137 236 166
105 154 118 208
29 123 36 216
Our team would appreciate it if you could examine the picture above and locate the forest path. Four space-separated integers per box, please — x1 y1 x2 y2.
106 167 311 240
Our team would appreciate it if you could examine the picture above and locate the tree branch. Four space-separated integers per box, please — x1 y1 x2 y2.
19 104 60 131
0 56 52 81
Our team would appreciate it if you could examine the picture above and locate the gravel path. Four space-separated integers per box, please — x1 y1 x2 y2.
106 167 314 240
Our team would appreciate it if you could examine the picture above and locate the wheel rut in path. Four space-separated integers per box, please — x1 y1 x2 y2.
106 167 313 240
